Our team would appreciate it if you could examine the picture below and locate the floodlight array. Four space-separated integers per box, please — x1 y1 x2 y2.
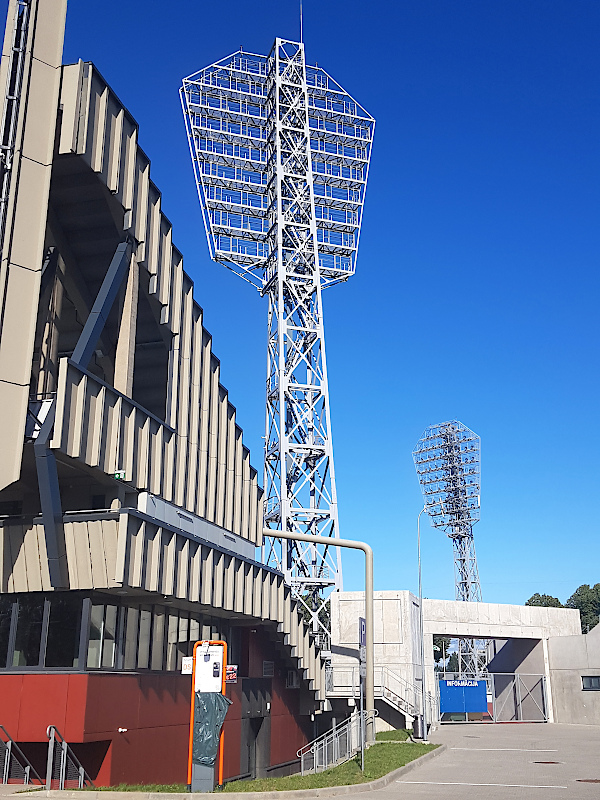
412 419 481 535
180 50 374 289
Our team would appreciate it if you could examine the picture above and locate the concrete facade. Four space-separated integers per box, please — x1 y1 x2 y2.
547 623 600 724
329 591 598 727
0 0 327 785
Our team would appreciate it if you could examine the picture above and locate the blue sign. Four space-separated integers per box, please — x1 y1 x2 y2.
359 617 366 648
439 679 487 713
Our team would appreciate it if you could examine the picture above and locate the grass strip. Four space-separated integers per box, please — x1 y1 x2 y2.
94 784 188 792
222 742 437 792
87 740 436 793
375 729 410 742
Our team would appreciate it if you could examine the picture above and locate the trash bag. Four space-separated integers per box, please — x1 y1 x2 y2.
192 691 233 766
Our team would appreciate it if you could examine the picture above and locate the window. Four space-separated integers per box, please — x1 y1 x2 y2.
262 660 274 678
12 596 45 667
45 595 82 668
582 676 600 691
0 596 13 668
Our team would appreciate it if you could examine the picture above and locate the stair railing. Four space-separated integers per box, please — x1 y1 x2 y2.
297 709 377 775
46 726 94 790
0 725 44 785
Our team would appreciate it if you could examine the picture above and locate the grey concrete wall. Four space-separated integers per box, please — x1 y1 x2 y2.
548 624 600 724
487 638 545 674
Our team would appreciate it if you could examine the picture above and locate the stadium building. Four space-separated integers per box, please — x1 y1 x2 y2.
0 0 325 785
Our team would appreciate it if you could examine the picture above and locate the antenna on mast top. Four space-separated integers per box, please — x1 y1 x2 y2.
300 0 303 44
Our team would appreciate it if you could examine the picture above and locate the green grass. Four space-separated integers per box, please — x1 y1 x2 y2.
222 742 437 792
375 729 411 742
94 784 188 792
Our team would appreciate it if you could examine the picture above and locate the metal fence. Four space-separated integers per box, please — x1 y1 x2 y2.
297 710 377 775
436 672 548 723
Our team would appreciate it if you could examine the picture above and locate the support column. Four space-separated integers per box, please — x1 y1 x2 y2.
113 253 138 396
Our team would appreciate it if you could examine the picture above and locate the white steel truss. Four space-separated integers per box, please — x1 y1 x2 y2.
413 420 486 676
181 40 374 643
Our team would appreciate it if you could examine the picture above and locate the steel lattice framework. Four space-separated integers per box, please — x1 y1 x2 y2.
413 420 486 675
180 40 374 641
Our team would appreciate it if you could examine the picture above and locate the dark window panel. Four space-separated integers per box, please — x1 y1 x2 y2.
0 596 13 667
12 596 44 667
45 595 82 668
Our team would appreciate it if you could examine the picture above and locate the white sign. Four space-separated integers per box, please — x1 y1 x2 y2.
181 656 193 675
359 646 366 663
194 643 225 692
359 663 367 679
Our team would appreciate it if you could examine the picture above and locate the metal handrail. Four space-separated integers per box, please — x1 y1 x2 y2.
0 725 44 785
327 664 423 713
46 726 94 790
297 710 377 775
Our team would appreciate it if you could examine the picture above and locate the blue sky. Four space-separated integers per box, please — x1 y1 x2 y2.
16 0 600 603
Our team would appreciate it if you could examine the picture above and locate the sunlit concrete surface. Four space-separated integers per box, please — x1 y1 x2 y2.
374 723 600 799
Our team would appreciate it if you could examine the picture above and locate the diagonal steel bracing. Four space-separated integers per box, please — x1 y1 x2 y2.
413 420 487 676
181 39 374 644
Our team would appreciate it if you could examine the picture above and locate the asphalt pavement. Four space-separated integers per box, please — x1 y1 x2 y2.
372 722 600 799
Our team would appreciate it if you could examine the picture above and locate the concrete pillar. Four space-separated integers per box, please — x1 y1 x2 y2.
114 254 139 396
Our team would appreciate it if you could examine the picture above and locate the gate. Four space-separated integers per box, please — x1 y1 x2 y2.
438 673 548 723
491 673 548 722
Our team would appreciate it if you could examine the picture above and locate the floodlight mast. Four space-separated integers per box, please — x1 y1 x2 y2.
413 420 486 676
180 40 374 645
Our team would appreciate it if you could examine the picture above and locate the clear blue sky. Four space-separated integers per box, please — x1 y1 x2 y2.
14 0 600 603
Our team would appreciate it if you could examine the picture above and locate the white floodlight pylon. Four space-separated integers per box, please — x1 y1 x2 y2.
181 40 374 645
413 420 487 676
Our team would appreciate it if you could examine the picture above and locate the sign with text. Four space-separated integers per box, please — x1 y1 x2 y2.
194 643 225 693
439 679 487 713
359 617 366 648
225 664 238 683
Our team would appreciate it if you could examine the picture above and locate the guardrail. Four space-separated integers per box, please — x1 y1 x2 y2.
326 664 438 724
297 710 377 775
46 726 94 790
0 725 44 785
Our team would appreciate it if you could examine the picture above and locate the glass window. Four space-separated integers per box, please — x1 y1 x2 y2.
166 611 179 671
45 595 82 668
189 615 200 649
0 596 14 668
151 607 165 671
87 604 104 668
101 605 118 668
12 596 45 667
123 607 139 670
178 612 189 668
137 607 152 670
582 676 600 691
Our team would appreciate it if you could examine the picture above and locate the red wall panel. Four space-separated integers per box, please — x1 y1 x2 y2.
0 623 312 786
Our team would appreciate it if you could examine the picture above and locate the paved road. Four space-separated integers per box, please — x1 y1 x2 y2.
375 723 600 799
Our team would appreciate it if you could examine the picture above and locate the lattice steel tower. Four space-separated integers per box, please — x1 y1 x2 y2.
181 40 374 640
413 420 486 674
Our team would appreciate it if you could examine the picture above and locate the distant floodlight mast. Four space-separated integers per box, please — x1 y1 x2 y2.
413 420 486 675
180 40 374 645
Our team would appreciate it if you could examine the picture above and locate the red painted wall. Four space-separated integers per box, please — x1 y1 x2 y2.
0 626 312 786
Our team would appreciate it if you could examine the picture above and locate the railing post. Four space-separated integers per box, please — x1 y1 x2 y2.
4 740 11 784
59 738 67 790
45 727 54 790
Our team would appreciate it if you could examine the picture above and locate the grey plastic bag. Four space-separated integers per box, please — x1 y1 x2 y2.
192 691 233 766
